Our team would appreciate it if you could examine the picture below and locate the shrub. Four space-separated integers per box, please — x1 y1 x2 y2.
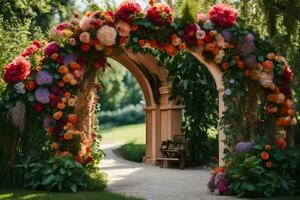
86 170 107 191
118 141 145 162
99 104 145 127
16 156 92 192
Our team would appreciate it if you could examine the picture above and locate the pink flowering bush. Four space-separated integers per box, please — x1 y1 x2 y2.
208 4 237 28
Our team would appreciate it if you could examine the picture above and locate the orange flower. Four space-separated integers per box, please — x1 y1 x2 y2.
149 40 157 48
51 53 59 60
61 97 67 103
64 132 73 140
70 62 81 70
222 62 230 70
261 151 270 160
68 98 76 107
165 44 177 56
139 39 145 47
57 81 65 87
57 102 66 110
262 60 273 71
131 25 138 31
213 166 225 174
58 65 69 74
62 73 74 83
64 92 72 99
66 122 73 130
265 161 272 168
60 151 70 157
36 66 42 72
244 70 250 77
274 87 280 94
236 60 245 69
25 81 36 91
51 142 60 150
197 39 204 47
53 111 63 120
81 43 90 52
70 79 78 86
68 114 78 124
265 144 272 151
171 34 178 40
119 37 128 44
178 43 187 51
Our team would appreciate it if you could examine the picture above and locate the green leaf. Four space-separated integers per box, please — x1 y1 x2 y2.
70 184 77 192
41 174 55 185
244 183 255 191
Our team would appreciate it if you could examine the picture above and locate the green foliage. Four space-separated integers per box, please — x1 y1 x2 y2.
157 51 218 165
100 104 145 128
227 144 300 197
119 142 145 163
15 156 93 193
86 171 107 191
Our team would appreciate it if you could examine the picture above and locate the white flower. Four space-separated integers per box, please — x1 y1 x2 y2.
225 88 232 96
14 82 26 94
196 30 206 40
97 25 117 46
230 79 235 84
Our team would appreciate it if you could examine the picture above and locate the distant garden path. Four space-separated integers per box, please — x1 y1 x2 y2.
100 143 235 200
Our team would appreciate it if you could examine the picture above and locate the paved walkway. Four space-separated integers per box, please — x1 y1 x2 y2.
100 143 238 200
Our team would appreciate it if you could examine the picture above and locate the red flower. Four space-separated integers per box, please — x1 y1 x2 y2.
276 138 287 150
86 146 91 153
146 4 173 26
33 102 44 112
3 56 31 84
208 4 237 28
76 156 83 164
86 156 93 163
21 40 42 57
282 66 293 82
115 1 142 23
44 41 60 56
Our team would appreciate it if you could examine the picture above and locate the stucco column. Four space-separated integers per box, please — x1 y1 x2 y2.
218 87 225 166
159 86 183 145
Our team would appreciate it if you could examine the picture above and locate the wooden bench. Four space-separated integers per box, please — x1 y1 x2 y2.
157 135 187 169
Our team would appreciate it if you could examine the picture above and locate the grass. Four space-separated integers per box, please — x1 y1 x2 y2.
0 188 142 200
101 123 145 144
118 142 145 162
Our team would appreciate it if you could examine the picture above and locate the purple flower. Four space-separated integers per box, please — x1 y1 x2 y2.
43 117 56 128
243 55 257 68
35 87 50 104
236 34 256 57
44 42 59 56
214 172 228 195
235 142 254 153
36 71 53 85
63 54 77 66
221 29 233 42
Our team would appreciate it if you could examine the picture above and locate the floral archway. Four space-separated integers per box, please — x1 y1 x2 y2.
1 1 298 197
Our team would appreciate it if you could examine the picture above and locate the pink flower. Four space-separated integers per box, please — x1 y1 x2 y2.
44 42 59 56
97 25 117 46
79 32 90 43
116 20 131 37
208 4 237 28
80 17 94 31
21 40 42 57
196 12 206 23
115 0 142 23
3 56 31 84
56 22 72 32
69 38 76 46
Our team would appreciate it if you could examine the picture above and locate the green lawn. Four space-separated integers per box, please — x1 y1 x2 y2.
0 188 142 200
101 123 145 144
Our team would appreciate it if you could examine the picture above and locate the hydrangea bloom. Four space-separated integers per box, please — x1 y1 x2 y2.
35 87 50 104
235 142 254 153
36 71 53 85
236 34 256 57
214 172 228 194
3 56 31 84
243 55 257 67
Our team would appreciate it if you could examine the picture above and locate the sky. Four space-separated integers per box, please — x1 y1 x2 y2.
75 0 148 11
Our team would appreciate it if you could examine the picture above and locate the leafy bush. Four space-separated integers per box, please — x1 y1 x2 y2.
99 104 145 127
86 171 107 191
118 142 145 163
16 156 90 192
226 144 300 197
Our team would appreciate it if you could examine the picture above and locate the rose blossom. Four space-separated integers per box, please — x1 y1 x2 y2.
172 37 182 46
79 32 90 43
44 42 59 56
196 30 206 40
208 4 237 28
97 25 117 46
196 12 206 23
80 16 94 31
35 87 50 104
36 71 53 85
115 20 131 37
69 38 76 46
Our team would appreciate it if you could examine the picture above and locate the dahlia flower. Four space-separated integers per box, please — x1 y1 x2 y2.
21 40 42 57
3 56 31 84
208 4 237 28
44 42 60 56
97 25 117 46
115 0 142 23
36 71 53 85
146 3 173 26
35 87 50 104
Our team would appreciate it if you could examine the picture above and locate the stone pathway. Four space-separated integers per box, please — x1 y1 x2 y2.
100 143 238 200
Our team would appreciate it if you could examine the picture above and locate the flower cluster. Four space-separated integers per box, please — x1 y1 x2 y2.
208 166 228 195
208 4 237 28
115 0 142 23
146 3 173 26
